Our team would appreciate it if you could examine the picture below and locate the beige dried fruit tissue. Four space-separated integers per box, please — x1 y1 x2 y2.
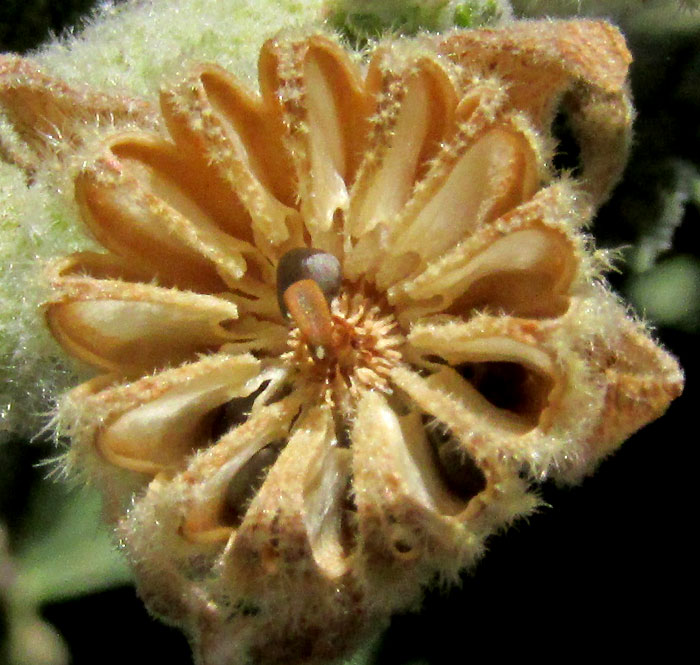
0 19 683 665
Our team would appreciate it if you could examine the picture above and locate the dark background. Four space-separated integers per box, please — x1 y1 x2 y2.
1 2 694 662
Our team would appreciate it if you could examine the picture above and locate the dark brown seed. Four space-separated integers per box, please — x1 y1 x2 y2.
276 248 341 317
422 416 487 502
422 354 448 365
393 539 413 554
458 361 552 420
210 382 269 442
263 382 294 406
332 411 352 448
220 441 284 527
338 479 358 557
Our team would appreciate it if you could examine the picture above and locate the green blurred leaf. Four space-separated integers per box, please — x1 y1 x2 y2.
328 0 507 48
628 160 700 273
14 479 131 605
627 255 700 332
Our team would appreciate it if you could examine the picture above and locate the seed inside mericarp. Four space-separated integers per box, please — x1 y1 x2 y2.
458 361 553 423
338 478 358 557
210 382 269 442
422 416 487 501
276 248 341 317
221 441 284 527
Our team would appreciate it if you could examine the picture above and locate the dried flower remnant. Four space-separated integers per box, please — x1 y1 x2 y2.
0 19 684 665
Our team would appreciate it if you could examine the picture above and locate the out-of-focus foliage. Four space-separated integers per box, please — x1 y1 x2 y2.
512 0 700 33
2 479 131 665
328 0 512 46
